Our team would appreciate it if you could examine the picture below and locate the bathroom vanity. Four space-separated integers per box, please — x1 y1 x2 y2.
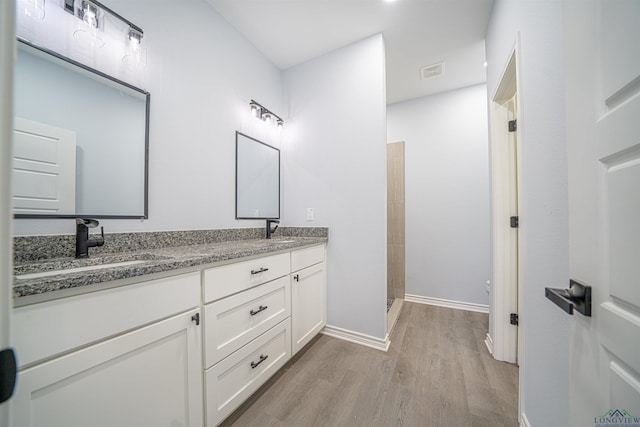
10 230 327 427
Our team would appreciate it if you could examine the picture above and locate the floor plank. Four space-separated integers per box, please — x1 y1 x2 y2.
220 302 519 427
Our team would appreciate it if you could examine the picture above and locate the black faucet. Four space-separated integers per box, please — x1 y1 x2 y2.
266 219 279 239
75 218 105 258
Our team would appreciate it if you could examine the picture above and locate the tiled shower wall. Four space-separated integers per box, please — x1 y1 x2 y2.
387 142 405 300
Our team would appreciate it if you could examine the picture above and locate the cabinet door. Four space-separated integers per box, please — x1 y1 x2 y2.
292 262 326 354
10 308 203 427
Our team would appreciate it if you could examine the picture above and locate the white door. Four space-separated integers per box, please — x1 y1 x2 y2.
565 1 640 426
489 51 520 364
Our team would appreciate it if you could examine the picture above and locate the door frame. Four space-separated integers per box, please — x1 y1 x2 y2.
487 37 523 367
0 0 16 423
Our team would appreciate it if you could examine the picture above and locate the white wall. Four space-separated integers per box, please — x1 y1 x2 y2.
486 1 569 426
14 0 284 235
283 35 388 340
387 84 490 307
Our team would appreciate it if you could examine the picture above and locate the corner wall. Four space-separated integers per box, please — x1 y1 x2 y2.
283 34 388 340
387 84 490 308
485 1 570 426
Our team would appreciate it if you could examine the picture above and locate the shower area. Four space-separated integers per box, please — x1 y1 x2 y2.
387 141 405 333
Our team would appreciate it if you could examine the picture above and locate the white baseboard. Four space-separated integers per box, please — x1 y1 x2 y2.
484 333 494 355
520 412 531 427
321 325 390 352
405 294 490 313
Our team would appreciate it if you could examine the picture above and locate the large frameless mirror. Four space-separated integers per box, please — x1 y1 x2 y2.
13 39 150 219
235 132 280 220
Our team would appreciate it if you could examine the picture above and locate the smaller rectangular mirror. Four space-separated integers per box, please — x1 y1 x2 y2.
235 132 280 219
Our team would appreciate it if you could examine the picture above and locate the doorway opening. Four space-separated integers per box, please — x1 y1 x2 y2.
387 141 405 334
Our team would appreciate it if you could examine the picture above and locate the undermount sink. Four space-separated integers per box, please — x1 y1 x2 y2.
15 260 147 280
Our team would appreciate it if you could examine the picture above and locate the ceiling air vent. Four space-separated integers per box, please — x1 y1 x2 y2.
420 62 445 80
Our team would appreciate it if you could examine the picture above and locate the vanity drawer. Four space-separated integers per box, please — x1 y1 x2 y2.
204 276 290 368
203 252 290 303
291 244 325 272
205 318 291 426
12 272 201 368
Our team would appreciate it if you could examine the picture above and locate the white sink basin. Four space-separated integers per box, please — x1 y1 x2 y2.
15 260 147 280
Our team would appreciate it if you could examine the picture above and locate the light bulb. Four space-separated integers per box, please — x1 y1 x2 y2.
81 1 99 28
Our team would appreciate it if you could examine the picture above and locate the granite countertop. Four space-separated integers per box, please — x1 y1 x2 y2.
13 236 327 300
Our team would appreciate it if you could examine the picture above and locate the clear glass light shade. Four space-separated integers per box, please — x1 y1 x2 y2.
250 104 261 118
122 44 148 68
19 0 45 20
128 28 143 46
73 15 105 49
75 0 102 29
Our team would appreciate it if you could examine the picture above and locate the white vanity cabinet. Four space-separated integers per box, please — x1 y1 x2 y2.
10 272 204 427
202 244 326 426
202 253 292 426
291 245 327 355
10 242 327 427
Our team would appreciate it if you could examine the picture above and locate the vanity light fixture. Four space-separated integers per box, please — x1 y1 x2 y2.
63 0 144 46
249 99 284 129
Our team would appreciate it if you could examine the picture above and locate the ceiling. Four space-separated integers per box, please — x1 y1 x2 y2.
206 0 494 105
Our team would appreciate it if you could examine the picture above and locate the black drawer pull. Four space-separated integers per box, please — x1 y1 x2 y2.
293 274 300 282
251 267 269 275
250 354 268 369
250 305 268 316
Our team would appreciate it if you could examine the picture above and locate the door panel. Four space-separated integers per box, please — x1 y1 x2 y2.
566 1 640 425
599 1 640 104
606 152 640 306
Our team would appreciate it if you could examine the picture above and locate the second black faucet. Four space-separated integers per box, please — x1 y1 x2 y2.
266 219 279 239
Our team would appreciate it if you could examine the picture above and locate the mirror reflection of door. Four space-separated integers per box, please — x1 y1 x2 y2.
12 118 76 215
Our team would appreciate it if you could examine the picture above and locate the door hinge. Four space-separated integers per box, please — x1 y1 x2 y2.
510 313 519 326
508 120 517 132
510 216 519 228
0 348 17 404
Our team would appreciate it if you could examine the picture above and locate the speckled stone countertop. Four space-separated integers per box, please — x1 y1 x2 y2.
13 227 327 301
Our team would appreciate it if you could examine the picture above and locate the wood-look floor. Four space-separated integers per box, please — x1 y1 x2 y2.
221 302 519 427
